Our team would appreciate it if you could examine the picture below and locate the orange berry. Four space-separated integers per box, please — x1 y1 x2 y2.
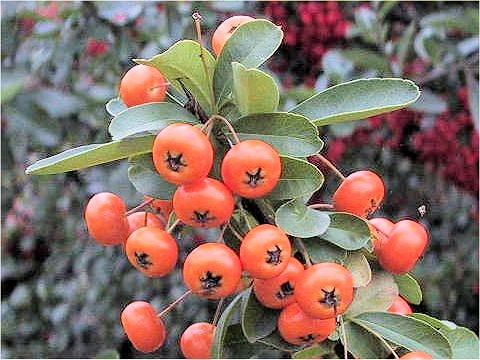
180 322 215 359
119 64 167 107
211 15 255 55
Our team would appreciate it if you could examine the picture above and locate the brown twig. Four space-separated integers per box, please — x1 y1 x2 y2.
157 290 192 318
308 203 334 210
126 198 155 216
314 154 346 181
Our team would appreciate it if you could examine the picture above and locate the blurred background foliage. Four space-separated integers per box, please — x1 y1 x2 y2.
1 1 478 358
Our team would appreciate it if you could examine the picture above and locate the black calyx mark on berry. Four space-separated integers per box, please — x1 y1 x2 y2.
135 252 152 269
200 271 222 295
320 288 339 316
245 168 265 188
266 245 282 265
298 333 316 343
365 198 378 217
192 210 215 225
275 281 294 300
165 151 186 172
228 25 238 33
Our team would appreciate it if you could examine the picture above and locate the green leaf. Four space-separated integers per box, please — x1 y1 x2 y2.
127 154 177 199
1 71 28 104
352 312 452 359
240 287 278 343
320 212 371 250
223 324 270 358
343 321 390 359
394 273 423 305
211 292 244 359
465 70 479 130
26 136 154 175
409 89 448 114
95 349 120 359
108 102 198 140
410 313 479 359
397 22 416 73
232 62 279 115
421 9 479 35
105 97 127 117
290 78 420 126
341 48 390 74
302 238 347 264
322 50 353 82
346 272 398 317
292 341 337 359
213 20 283 105
257 330 303 353
275 199 330 238
344 252 372 288
232 112 324 157
136 40 216 114
267 156 324 200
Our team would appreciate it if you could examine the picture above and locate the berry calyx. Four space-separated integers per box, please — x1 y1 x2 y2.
180 322 215 359
121 301 166 353
221 139 282 198
333 170 385 218
144 196 173 219
211 15 255 55
152 123 214 185
84 192 129 246
119 64 167 107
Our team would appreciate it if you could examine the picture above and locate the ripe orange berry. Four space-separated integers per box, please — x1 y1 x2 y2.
173 177 234 228
221 140 282 198
119 64 167 107
183 243 242 299
378 220 429 274
253 257 304 309
125 227 178 277
240 224 292 279
387 296 413 315
333 170 385 218
368 217 395 256
84 192 129 245
180 322 215 359
295 262 354 319
127 212 165 236
211 15 255 56
399 351 433 359
278 303 336 345
152 123 214 185
121 301 166 353
144 196 172 219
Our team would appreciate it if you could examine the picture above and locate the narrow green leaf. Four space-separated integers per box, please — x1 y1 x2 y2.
232 112 324 157
267 156 324 200
108 102 198 140
136 40 216 114
127 154 177 199
421 9 479 35
232 62 279 115
292 341 337 359
95 349 120 359
342 321 390 359
344 252 372 288
105 97 127 117
352 312 452 359
275 199 330 238
302 238 347 264
465 70 479 130
397 22 416 73
240 287 278 343
213 19 283 105
211 292 244 359
290 78 420 126
320 212 371 250
394 273 423 305
341 48 390 74
26 136 154 175
346 272 398 317
257 330 303 353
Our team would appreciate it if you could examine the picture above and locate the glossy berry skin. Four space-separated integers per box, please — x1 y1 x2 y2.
253 257 304 309
180 322 215 359
399 351 433 359
211 15 255 55
295 262 354 319
152 123 214 185
173 178 234 228
144 196 172 219
84 192 129 245
378 220 429 274
221 140 282 198
240 224 292 279
121 301 166 353
333 170 385 218
387 296 413 315
119 64 167 107
368 217 395 255
127 212 165 236
278 303 336 345
125 227 178 277
183 243 242 299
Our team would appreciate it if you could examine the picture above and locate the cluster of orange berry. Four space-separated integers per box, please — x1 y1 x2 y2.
83 15 432 360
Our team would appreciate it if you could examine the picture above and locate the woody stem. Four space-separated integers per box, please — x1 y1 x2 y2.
126 198 154 216
314 154 346 181
157 290 192 318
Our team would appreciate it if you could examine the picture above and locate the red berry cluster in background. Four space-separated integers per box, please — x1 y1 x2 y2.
86 38 110 57
264 2 350 87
